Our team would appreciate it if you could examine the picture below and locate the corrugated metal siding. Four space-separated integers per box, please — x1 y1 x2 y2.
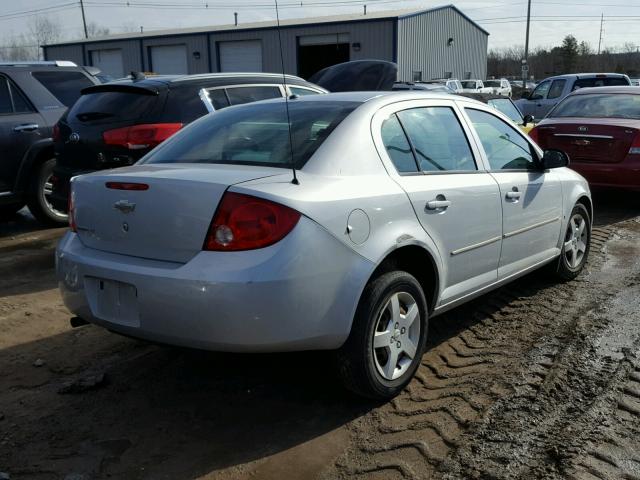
397 8 488 82
143 34 210 73
209 20 394 75
43 45 84 64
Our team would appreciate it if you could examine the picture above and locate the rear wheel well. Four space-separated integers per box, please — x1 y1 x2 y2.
576 195 593 223
370 246 439 313
16 145 55 193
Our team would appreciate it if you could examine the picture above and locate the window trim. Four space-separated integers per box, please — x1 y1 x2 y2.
463 106 543 173
0 75 13 116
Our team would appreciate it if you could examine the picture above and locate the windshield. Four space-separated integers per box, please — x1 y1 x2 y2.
69 90 158 123
549 93 640 119
461 81 477 89
484 80 501 87
142 100 359 168
488 98 524 123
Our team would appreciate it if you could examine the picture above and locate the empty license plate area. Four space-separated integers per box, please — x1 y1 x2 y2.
85 277 140 327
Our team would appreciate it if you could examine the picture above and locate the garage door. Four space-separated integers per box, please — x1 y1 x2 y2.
150 45 188 74
90 49 124 78
219 41 262 72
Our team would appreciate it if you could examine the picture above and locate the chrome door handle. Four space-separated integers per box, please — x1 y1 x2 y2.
13 123 39 132
506 191 521 200
426 199 452 210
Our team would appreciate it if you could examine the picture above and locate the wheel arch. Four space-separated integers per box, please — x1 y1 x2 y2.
14 138 55 194
367 244 440 314
576 195 593 224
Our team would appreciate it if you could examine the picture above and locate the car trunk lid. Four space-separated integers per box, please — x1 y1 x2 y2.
72 164 282 263
536 118 638 163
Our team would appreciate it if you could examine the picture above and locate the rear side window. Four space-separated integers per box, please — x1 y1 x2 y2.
10 83 33 113
69 90 158 123
290 86 321 96
381 115 418 173
164 87 208 123
208 89 229 109
226 86 281 106
32 71 93 107
396 107 476 172
143 100 358 169
0 77 11 114
573 77 630 90
467 108 537 171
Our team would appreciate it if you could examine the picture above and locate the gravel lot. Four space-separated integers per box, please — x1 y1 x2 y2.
1 192 639 480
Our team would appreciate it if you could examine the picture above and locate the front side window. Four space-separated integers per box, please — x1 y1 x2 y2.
466 108 537 171
396 107 476 172
143 100 359 169
32 71 93 107
225 86 282 106
381 115 418 173
487 98 523 124
530 80 551 100
547 79 566 99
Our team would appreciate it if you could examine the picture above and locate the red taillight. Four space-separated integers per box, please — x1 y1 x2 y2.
204 192 301 251
528 126 539 143
102 123 182 150
629 131 640 156
52 123 60 142
68 187 76 232
105 182 149 191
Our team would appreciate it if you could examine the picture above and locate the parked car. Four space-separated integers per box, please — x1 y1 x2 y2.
308 60 398 92
630 78 640 87
421 78 463 93
0 61 102 223
515 73 631 120
529 86 640 190
484 78 512 97
392 82 452 93
461 79 492 93
50 72 326 214
57 91 592 400
458 93 536 133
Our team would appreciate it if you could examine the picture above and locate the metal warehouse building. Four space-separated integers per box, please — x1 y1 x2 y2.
44 4 488 82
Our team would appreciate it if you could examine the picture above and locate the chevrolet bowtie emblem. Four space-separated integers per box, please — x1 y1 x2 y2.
114 200 136 213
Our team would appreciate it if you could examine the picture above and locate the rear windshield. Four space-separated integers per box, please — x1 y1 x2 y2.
487 98 523 123
484 80 501 87
572 77 629 90
549 93 640 119
461 81 477 89
68 90 158 123
142 100 359 168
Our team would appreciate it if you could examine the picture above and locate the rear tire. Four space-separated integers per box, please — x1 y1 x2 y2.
554 203 591 281
27 158 68 226
335 271 428 400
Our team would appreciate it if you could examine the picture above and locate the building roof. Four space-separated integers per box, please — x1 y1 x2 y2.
44 4 488 47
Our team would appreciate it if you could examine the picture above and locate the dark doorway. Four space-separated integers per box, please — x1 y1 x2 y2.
297 43 350 80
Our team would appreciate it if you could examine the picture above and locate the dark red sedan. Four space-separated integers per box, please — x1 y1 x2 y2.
530 86 640 190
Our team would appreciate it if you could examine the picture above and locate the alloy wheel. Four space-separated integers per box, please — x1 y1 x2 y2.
564 213 588 269
372 291 421 381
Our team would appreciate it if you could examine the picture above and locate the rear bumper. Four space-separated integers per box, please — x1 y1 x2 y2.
56 217 374 352
571 161 640 190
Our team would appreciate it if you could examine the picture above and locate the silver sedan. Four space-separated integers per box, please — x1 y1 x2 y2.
56 92 592 399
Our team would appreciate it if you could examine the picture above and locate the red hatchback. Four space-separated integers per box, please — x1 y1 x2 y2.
530 86 640 190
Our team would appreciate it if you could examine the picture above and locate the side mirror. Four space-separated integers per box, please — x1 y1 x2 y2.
523 114 535 125
542 149 569 169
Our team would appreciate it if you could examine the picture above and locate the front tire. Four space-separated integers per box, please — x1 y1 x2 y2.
555 203 591 280
27 158 68 226
336 271 428 400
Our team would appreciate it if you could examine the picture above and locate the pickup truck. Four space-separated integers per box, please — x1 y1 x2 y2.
460 79 492 94
515 73 631 119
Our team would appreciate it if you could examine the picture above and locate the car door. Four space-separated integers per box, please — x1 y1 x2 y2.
373 100 502 306
536 79 567 118
0 75 44 193
464 107 563 279
518 80 551 118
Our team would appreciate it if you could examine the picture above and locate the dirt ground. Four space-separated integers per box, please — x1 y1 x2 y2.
1 191 639 480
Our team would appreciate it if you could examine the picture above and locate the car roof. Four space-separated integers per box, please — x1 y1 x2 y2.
261 90 479 107
569 85 640 95
543 73 629 81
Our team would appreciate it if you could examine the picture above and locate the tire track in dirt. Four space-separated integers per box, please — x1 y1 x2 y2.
324 226 617 480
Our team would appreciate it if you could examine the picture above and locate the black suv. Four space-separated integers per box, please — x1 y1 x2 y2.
0 61 102 224
51 73 325 212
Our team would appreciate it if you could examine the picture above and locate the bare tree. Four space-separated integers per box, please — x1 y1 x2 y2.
86 22 110 38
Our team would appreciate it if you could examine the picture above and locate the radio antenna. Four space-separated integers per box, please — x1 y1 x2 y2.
274 0 299 185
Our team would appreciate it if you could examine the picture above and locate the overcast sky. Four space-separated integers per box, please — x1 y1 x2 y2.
1 0 639 51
